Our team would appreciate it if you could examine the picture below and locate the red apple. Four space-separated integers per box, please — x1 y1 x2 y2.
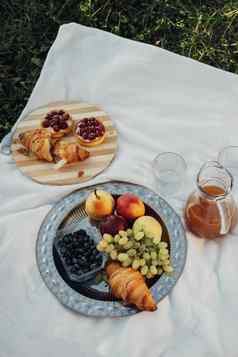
100 215 128 235
116 193 145 220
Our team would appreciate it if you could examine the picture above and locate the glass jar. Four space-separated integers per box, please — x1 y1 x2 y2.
185 161 237 239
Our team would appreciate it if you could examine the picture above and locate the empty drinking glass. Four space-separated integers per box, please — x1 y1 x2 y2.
218 146 238 182
152 152 187 197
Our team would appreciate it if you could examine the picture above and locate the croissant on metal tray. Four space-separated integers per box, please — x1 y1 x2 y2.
19 129 54 162
53 141 90 168
106 261 157 311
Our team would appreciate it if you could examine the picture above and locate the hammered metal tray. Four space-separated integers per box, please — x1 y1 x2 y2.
36 181 187 317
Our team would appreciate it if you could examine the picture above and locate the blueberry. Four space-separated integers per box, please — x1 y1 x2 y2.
65 256 72 264
58 228 104 278
70 267 77 274
78 229 86 236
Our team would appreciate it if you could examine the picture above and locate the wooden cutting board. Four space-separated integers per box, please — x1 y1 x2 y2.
11 101 118 185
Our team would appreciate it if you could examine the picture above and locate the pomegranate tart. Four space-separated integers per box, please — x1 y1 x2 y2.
75 117 106 147
41 109 73 138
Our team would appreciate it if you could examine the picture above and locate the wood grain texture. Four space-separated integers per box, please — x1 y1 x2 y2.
11 101 118 185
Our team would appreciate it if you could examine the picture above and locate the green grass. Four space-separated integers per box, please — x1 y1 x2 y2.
1 0 238 139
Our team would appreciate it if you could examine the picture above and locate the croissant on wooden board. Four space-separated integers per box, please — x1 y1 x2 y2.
19 129 54 162
53 141 90 168
18 129 90 168
106 261 157 311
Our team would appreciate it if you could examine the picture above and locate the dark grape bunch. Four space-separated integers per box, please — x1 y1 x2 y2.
76 117 105 141
57 229 103 277
42 109 70 132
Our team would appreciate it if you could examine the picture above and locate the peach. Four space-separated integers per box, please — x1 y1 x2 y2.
116 193 145 220
85 190 115 220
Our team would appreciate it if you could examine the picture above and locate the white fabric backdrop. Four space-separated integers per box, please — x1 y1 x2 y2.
1 23 238 357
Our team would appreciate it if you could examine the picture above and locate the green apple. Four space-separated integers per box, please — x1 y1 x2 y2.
132 216 162 240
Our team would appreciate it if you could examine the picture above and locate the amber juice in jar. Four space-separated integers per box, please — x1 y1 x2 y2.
185 161 237 239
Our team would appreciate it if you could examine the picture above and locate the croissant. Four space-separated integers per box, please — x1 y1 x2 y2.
53 141 90 168
106 261 157 311
19 129 54 162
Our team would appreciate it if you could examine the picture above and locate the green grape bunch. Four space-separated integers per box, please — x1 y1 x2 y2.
97 228 173 279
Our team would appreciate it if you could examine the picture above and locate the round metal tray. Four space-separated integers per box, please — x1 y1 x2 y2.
36 181 187 317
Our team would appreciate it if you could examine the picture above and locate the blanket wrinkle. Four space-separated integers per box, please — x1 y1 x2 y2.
212 241 224 298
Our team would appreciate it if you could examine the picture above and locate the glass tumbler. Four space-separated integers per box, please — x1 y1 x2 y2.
218 146 238 182
152 152 187 197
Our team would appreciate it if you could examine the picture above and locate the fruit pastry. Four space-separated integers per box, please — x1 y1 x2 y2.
41 109 73 138
106 261 157 311
75 117 106 147
53 141 90 169
19 128 54 162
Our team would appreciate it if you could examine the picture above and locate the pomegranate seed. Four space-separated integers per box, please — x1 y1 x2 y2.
50 119 56 126
60 122 68 130
42 120 50 128
80 129 87 136
59 116 66 124
89 133 96 140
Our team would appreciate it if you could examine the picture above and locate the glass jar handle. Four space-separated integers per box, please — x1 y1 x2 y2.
216 198 233 235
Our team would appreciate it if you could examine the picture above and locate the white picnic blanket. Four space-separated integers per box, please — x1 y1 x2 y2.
1 23 238 357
